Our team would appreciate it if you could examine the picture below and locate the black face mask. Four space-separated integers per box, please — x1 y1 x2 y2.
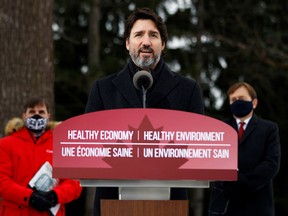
230 100 253 118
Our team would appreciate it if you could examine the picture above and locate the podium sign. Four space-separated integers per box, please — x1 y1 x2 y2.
53 108 237 180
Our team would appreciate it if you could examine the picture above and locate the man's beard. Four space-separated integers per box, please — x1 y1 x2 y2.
130 49 160 69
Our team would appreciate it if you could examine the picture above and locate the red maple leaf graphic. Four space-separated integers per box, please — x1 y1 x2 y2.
102 115 188 180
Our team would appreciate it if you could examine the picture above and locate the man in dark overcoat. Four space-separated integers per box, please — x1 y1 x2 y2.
208 82 281 216
85 7 204 216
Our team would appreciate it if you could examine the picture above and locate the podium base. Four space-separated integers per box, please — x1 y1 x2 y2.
119 187 170 200
101 200 188 216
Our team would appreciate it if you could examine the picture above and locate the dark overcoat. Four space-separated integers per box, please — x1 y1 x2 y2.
208 114 281 216
85 58 204 216
85 59 203 113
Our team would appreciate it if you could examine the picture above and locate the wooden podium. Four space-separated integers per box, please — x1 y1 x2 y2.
101 200 188 216
81 179 208 215
53 108 238 215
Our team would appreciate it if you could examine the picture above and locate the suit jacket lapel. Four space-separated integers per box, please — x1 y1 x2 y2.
112 68 142 108
148 65 179 107
239 115 257 144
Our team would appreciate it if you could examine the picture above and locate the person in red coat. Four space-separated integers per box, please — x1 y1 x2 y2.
0 97 82 216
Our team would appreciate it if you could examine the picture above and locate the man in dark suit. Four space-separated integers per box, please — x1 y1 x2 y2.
208 82 281 216
85 7 204 216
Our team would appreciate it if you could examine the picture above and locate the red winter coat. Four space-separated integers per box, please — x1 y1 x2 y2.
0 127 82 216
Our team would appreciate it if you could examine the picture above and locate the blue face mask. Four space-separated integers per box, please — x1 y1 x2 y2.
230 100 253 118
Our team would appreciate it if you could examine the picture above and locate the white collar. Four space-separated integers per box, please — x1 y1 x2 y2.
235 116 252 129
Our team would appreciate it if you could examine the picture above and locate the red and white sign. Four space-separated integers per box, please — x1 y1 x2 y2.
53 108 237 180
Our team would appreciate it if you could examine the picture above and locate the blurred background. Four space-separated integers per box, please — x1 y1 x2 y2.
1 0 287 215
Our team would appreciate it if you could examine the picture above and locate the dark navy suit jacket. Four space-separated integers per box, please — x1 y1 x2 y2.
85 58 204 216
209 114 281 216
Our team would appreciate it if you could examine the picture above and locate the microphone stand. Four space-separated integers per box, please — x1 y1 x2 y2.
141 85 147 108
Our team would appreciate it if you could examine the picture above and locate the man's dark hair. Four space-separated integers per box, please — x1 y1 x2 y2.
24 97 50 112
227 82 257 100
124 7 168 45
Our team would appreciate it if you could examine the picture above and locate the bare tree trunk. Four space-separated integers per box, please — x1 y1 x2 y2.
85 0 101 214
0 0 54 136
190 0 205 215
190 188 205 216
194 0 204 84
85 187 96 216
88 0 102 78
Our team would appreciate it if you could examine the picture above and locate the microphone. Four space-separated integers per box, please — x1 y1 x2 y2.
133 70 153 108
133 70 153 91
